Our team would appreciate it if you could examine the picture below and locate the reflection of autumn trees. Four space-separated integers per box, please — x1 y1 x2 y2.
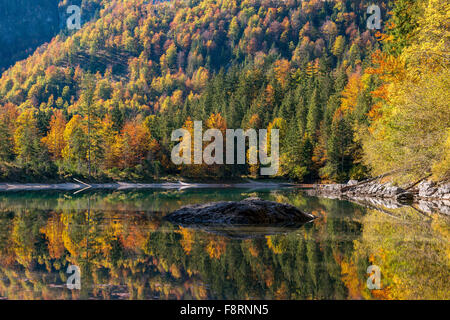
176 227 194 255
40 213 65 259
0 190 448 300
352 208 450 300
0 208 353 299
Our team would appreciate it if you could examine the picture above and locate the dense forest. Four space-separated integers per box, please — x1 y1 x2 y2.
0 0 448 183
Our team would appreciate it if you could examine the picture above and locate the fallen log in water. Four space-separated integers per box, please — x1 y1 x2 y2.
0 180 298 192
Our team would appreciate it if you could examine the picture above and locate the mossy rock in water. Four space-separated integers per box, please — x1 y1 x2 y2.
165 197 315 225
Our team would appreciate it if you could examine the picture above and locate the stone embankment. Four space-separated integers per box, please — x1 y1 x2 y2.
316 180 450 202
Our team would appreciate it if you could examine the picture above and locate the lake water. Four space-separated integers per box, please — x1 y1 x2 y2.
0 188 448 300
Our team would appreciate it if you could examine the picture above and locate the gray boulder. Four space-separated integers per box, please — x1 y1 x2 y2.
418 180 437 197
418 200 450 215
435 183 450 200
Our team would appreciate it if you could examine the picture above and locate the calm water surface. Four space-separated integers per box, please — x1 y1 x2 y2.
0 188 448 300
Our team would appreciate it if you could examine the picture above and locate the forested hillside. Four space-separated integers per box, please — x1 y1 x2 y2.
0 0 60 71
0 0 448 183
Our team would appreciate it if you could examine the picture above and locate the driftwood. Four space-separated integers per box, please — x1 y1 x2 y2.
340 170 401 193
404 174 432 191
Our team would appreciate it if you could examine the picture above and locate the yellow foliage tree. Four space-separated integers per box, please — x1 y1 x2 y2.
42 110 67 160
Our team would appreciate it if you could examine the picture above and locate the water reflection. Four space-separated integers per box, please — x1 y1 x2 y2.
0 189 448 300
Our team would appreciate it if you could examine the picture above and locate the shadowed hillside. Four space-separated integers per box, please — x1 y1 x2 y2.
0 0 103 72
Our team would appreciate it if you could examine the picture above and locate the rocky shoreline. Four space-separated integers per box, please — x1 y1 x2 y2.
311 179 450 215
307 188 450 216
315 179 450 201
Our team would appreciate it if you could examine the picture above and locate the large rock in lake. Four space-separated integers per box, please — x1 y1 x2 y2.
165 197 315 225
